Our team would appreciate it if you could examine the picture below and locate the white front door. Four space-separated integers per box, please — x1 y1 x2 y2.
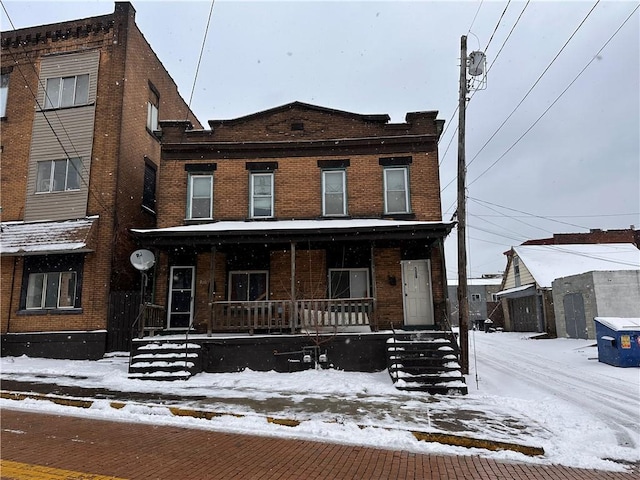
168 266 194 329
401 259 434 326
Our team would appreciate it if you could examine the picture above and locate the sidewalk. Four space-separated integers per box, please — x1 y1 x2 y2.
2 408 638 480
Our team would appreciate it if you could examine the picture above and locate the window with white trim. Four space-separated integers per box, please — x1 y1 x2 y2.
147 95 159 133
36 158 82 193
250 172 274 218
383 167 410 214
26 271 78 309
329 268 369 299
44 74 89 109
322 170 346 216
187 174 213 219
229 271 268 301
471 293 482 302
0 73 9 117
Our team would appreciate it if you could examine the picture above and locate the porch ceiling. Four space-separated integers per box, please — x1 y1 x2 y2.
132 219 454 246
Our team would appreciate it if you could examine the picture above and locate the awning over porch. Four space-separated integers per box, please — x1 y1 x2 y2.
131 218 454 245
0 216 98 256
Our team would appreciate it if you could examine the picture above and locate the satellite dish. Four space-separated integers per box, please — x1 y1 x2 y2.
468 51 486 76
130 249 155 271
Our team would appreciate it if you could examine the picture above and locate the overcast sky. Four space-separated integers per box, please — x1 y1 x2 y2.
2 0 638 279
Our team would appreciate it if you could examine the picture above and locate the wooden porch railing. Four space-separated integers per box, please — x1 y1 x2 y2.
137 303 166 338
211 298 375 334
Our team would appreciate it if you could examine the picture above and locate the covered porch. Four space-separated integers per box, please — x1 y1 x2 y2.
131 219 454 337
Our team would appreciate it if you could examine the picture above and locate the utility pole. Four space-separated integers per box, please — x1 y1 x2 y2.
457 35 470 374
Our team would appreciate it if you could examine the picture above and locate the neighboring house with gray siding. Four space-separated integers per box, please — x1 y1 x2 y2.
552 270 640 340
448 275 503 329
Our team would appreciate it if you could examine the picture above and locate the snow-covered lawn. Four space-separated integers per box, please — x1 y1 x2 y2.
1 332 638 472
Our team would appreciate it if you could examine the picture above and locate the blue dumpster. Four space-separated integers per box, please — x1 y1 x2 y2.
594 317 640 368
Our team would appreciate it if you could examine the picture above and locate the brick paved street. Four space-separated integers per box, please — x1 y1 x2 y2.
0 409 637 480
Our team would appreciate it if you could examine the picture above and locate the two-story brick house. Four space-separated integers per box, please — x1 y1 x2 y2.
0 2 200 359
130 101 461 378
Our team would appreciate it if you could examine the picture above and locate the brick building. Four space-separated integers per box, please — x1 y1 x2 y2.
133 102 454 336
1 2 201 359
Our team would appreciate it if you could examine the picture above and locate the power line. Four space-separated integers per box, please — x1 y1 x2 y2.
473 213 639 219
439 1 530 184
468 2 638 187
467 0 601 171
485 0 531 75
469 196 590 230
186 0 216 121
483 0 512 53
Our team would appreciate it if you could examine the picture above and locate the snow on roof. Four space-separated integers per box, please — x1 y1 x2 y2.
0 217 97 256
496 283 535 297
595 317 640 332
133 218 453 235
513 243 640 288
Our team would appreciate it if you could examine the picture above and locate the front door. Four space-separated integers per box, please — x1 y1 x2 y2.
401 260 434 326
168 266 194 329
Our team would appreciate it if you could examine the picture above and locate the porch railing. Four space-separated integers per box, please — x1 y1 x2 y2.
211 298 374 334
138 303 166 338
212 300 293 334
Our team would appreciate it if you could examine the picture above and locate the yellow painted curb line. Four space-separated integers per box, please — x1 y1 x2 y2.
411 431 544 456
0 460 128 480
1 390 544 457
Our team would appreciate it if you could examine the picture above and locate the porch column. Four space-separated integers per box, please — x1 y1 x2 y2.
208 246 216 337
370 242 377 331
291 241 296 334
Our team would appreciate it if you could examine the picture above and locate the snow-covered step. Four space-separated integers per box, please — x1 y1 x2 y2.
128 339 203 381
386 331 467 395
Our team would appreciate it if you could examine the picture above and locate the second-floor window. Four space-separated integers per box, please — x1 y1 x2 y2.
383 167 410 214
0 72 9 117
187 174 213 219
44 74 89 109
471 293 482 302
142 161 157 213
250 172 274 218
147 86 159 132
36 158 82 193
322 170 347 216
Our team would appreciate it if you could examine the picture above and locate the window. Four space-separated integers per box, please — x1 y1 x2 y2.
26 271 77 309
0 72 9 117
147 88 159 131
142 161 157 212
329 269 369 299
322 170 346 216
187 174 213 219
229 271 268 301
250 172 274 218
514 256 521 287
36 158 82 193
44 74 89 109
471 293 482 302
384 167 410 214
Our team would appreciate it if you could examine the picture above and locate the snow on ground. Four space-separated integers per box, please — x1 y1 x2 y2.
1 331 639 472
